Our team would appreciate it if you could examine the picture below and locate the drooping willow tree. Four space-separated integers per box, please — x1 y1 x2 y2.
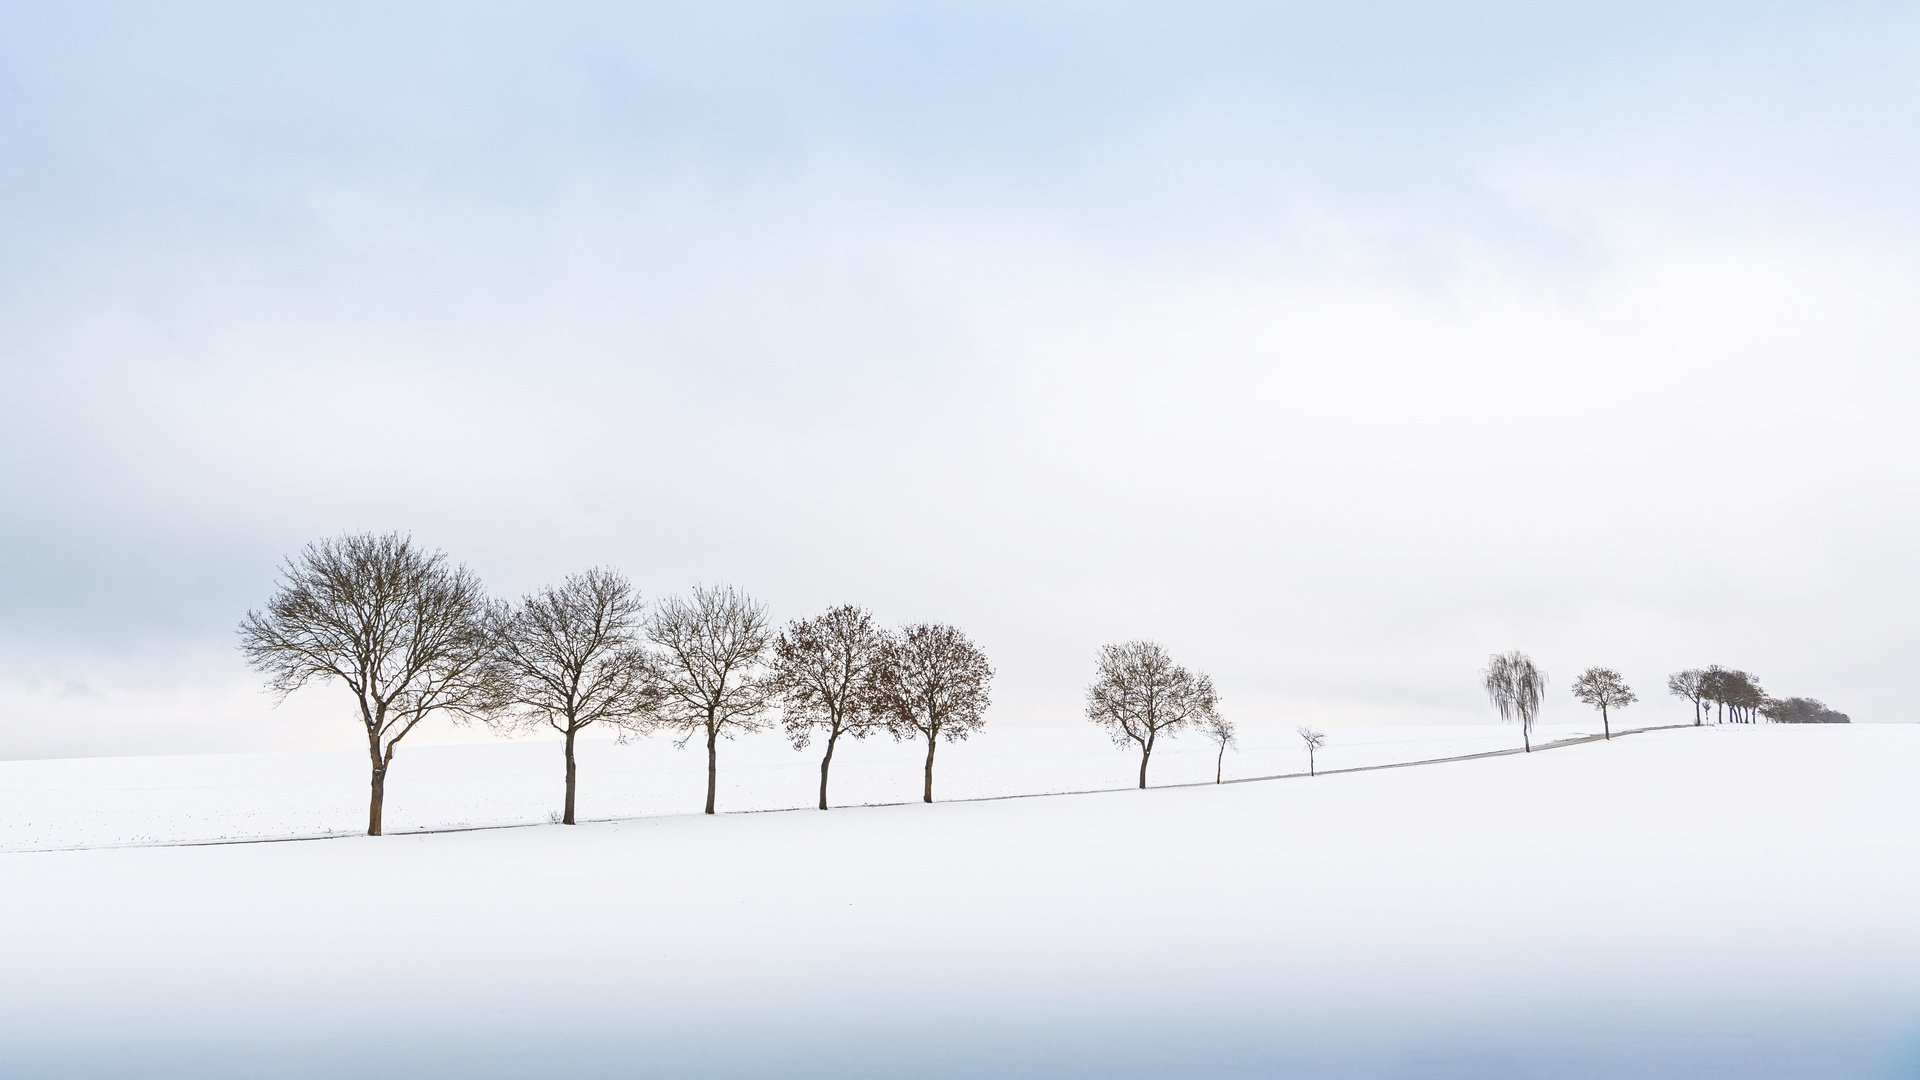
1483 650 1548 752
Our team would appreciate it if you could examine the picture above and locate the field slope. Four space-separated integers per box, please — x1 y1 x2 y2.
2 724 1916 1079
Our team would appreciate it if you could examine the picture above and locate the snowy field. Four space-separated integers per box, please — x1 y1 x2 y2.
2 722 1633 851
4 723 1917 1079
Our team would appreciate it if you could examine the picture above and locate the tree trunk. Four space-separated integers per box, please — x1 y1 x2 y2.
563 726 578 825
922 729 937 803
367 735 386 836
818 726 839 811
1308 748 1315 777
1215 743 1224 784
1523 723 1531 753
1602 703 1611 740
705 724 719 815
368 762 386 836
1694 699 1702 726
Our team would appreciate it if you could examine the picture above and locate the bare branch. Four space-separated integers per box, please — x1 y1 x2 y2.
1666 668 1708 726
768 604 890 810
484 567 658 823
873 623 993 803
1196 710 1236 784
1297 726 1326 776
1084 641 1219 789
1482 649 1546 752
1570 666 1636 739
236 532 491 835
645 584 774 814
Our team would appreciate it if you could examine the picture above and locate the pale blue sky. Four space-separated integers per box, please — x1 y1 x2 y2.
4 2 1919 755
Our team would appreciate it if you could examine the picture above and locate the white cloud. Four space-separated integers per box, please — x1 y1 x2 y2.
3 2 1916 755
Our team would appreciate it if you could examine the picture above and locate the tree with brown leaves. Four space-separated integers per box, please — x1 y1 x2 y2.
769 604 890 810
1570 666 1636 739
1084 641 1220 789
875 623 993 803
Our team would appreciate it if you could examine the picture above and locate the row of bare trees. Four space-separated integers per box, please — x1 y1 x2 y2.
1484 651 1848 750
1667 666 1762 724
1665 666 1849 724
239 533 993 835
239 535 1851 836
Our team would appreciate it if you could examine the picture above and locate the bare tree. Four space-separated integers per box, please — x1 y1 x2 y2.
485 567 657 825
1700 665 1726 723
646 584 774 815
1723 669 1766 724
1298 726 1326 776
238 532 492 836
768 604 890 810
1570 667 1636 739
1084 641 1220 789
1701 665 1731 723
874 623 993 803
1197 711 1237 784
1699 665 1765 724
1483 650 1547 752
1667 669 1707 726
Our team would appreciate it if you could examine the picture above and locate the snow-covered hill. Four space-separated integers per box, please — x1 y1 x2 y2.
3 724 1915 1079
3 722 1631 851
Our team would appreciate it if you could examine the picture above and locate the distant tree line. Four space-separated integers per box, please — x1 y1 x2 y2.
1666 665 1849 725
239 533 993 835
1475 650 1850 752
1761 697 1851 724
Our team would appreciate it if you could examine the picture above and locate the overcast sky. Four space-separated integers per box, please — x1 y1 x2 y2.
3 2 1917 758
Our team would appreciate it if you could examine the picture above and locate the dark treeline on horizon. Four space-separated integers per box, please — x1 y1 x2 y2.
1666 666 1850 726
